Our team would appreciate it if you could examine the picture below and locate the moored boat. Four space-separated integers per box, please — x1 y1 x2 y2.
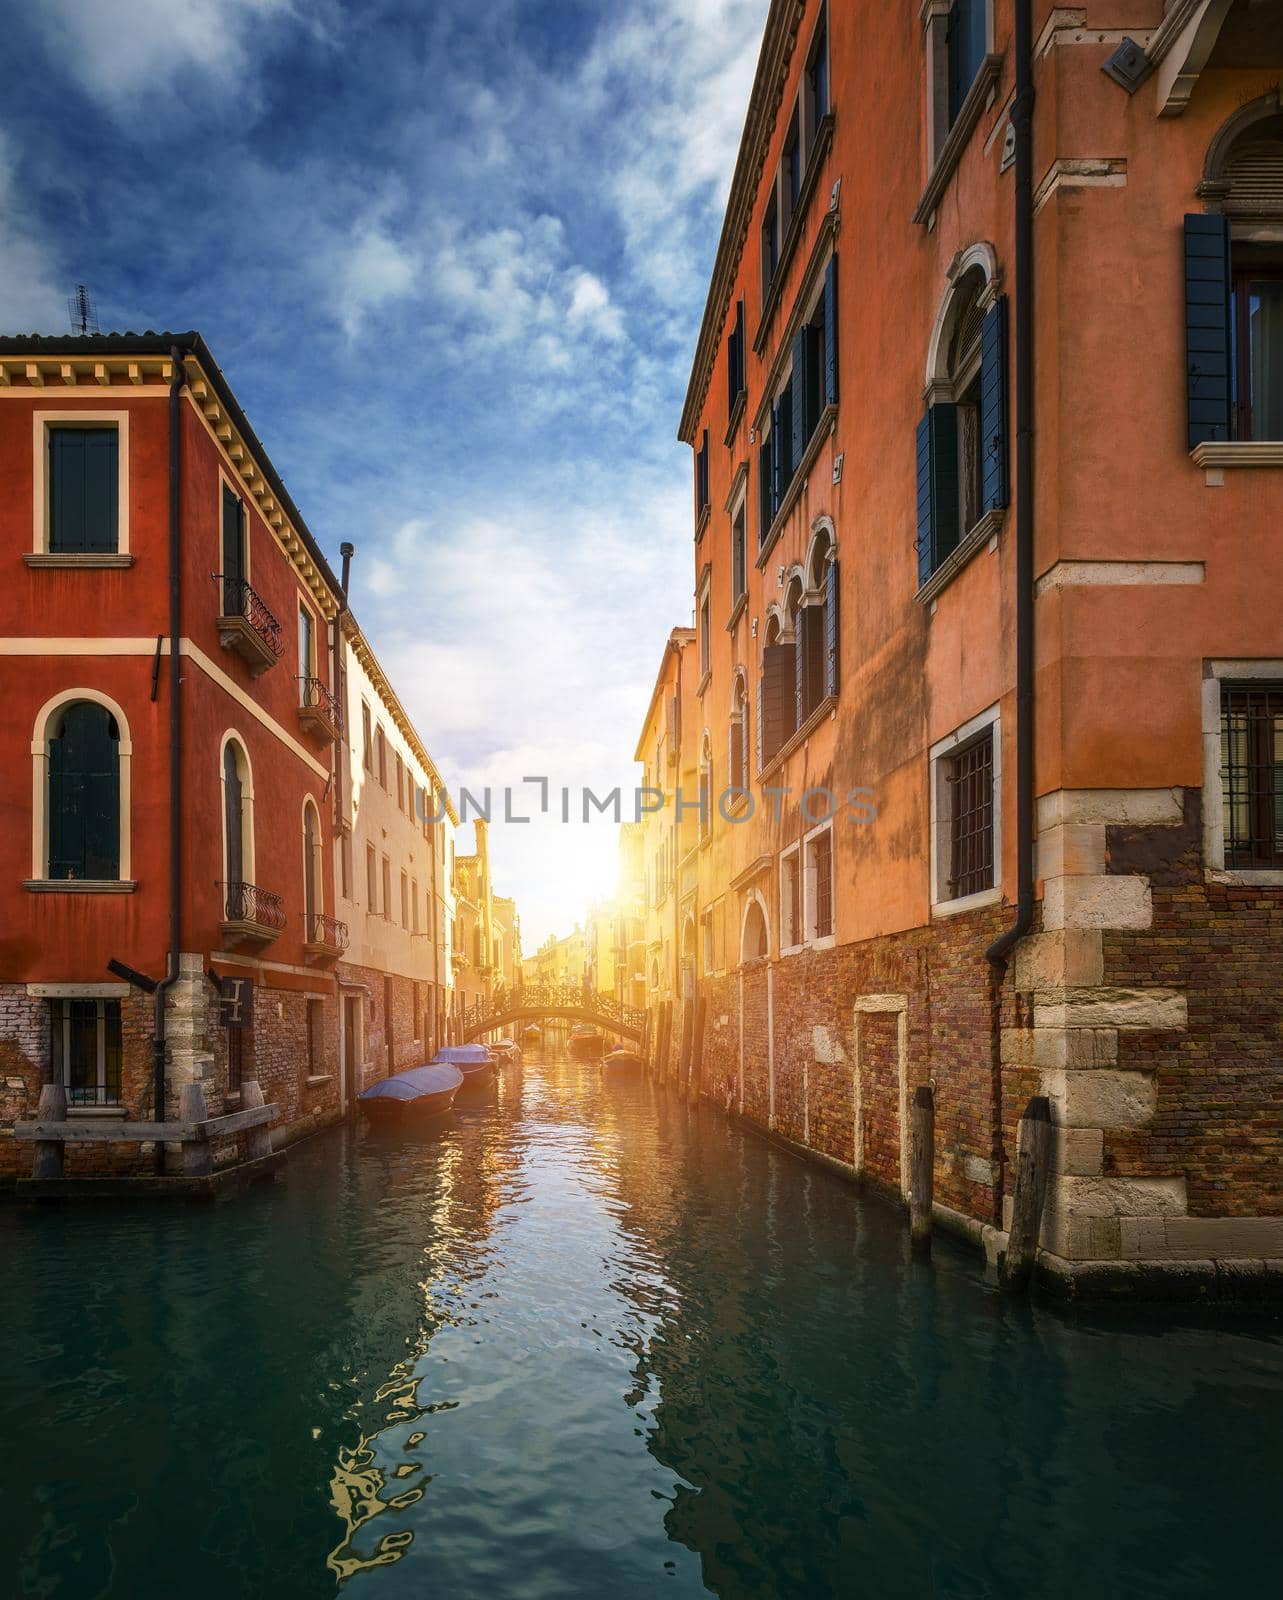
603 1047 642 1071
358 1062 464 1120
432 1044 497 1097
569 1024 605 1059
490 1039 522 1067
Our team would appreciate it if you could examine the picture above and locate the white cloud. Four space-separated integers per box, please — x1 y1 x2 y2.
335 223 419 339
34 0 299 107
0 130 64 331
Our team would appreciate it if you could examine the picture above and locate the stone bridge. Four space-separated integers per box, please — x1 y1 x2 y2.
458 981 646 1045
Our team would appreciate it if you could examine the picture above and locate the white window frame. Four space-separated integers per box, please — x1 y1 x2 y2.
32 410 130 555
929 701 1001 916
31 688 133 884
50 993 125 1110
698 570 712 688
1202 659 1283 884
779 842 804 954
803 817 836 948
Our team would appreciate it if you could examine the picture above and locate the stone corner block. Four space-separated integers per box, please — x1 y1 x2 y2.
1039 1068 1157 1129
1042 875 1152 933
1035 988 1188 1031
1014 928 1105 992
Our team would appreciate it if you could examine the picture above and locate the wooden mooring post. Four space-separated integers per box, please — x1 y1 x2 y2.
687 993 706 1106
32 1082 67 1181
179 1083 213 1178
1001 1095 1053 1294
909 1084 934 1256
676 998 693 1090
241 1079 273 1162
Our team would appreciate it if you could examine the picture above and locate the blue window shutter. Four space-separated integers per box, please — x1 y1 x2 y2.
916 406 960 585
824 559 840 698
791 327 808 468
980 296 1009 511
824 254 839 406
1185 213 1232 448
776 387 793 499
770 401 783 515
48 703 119 880
758 438 772 546
805 603 825 715
49 428 117 553
795 610 807 728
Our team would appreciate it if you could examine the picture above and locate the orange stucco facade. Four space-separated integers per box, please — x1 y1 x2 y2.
654 0 1283 1291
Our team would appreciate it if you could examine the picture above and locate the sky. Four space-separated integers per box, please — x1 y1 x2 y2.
0 0 768 948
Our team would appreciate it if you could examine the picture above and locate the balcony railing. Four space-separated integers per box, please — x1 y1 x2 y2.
220 880 286 946
298 675 341 743
215 575 284 675
304 911 349 961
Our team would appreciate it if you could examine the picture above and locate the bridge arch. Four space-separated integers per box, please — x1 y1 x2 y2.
457 981 646 1045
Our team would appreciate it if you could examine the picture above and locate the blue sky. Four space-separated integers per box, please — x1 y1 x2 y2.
1 0 768 947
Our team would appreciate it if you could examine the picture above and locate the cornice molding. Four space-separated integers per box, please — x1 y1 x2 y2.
678 0 807 445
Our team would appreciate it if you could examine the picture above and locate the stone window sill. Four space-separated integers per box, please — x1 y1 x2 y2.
694 503 710 542
68 1104 127 1119
1190 442 1283 468
916 508 1004 607
305 1074 334 1088
726 593 748 632
24 551 134 568
1206 868 1283 886
913 55 1003 226
697 670 711 698
931 885 1001 920
724 388 746 447
25 879 137 894
758 694 837 784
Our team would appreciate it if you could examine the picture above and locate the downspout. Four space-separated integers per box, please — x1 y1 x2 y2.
984 0 1035 1214
336 542 353 1108
154 344 187 1169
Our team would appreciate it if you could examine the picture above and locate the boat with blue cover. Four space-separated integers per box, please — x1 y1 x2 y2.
432 1044 497 1098
357 1061 464 1120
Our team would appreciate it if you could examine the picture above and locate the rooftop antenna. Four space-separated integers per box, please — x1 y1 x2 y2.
67 284 100 337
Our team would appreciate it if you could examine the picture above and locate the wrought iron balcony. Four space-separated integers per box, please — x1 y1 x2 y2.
297 675 342 743
215 575 284 676
219 880 286 947
304 911 349 962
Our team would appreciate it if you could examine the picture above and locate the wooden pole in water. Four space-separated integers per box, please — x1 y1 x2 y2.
676 998 693 1091
32 1081 67 1181
241 1078 273 1163
688 993 706 1105
656 1001 671 1081
909 1084 934 1255
180 1081 212 1178
1001 1095 1053 1293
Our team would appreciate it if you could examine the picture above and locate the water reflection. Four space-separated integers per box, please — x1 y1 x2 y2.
1 1053 1281 1599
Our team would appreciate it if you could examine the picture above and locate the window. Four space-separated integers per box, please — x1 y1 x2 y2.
805 825 834 941
221 484 247 617
702 908 715 972
227 1026 244 1095
807 524 841 704
780 847 802 949
695 429 710 522
382 855 392 919
48 427 119 552
699 732 712 842
338 832 352 899
366 842 378 909
759 256 839 543
783 105 802 222
930 707 1000 909
376 727 388 789
758 611 797 768
917 268 1008 587
362 702 372 770
222 738 252 903
412 877 420 933
1220 681 1283 868
699 589 711 682
306 999 324 1078
946 732 993 899
947 0 986 128
731 502 747 606
401 870 410 929
1233 265 1283 441
762 189 780 294
47 702 120 880
727 299 746 416
303 800 322 937
729 673 749 793
298 604 314 703
805 3 829 141
396 753 404 811
51 998 121 1107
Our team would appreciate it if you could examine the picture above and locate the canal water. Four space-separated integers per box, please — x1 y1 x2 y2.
2 1054 1280 1599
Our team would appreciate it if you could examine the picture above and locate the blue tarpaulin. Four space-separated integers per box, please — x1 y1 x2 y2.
358 1063 464 1102
431 1045 494 1067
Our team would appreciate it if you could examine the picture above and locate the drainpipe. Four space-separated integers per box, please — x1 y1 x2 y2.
336 542 354 838
984 0 1035 1215
154 344 187 1169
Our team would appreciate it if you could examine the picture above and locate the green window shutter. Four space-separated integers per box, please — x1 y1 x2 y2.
980 295 1009 511
49 428 118 552
48 703 119 880
915 405 960 585
823 254 839 406
791 327 808 468
824 559 841 699
1185 213 1232 448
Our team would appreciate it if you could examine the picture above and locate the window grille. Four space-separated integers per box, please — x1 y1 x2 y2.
51 998 122 1106
810 830 834 938
947 730 994 899
1221 681 1283 868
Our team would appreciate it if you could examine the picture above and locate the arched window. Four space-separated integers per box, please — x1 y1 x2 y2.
918 247 1008 586
1190 97 1283 445
758 606 796 769
741 897 769 963
728 672 749 792
807 521 841 703
302 798 322 939
46 702 120 880
221 737 254 915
